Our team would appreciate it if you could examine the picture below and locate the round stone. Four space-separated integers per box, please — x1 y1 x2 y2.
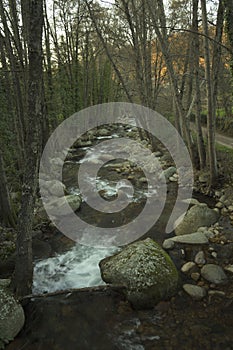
183 284 206 300
201 264 228 284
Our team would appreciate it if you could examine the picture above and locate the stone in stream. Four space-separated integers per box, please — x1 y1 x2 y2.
183 284 206 300
181 261 195 273
99 238 179 309
175 204 219 236
224 265 233 274
159 166 177 182
43 180 66 197
201 264 228 285
194 251 206 265
0 279 25 348
163 231 210 245
45 194 82 217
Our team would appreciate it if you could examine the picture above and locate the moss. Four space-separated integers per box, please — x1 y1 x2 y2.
100 238 179 309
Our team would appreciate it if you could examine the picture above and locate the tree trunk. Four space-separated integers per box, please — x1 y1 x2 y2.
192 0 206 169
200 0 217 187
13 0 43 297
146 0 196 164
0 151 16 227
223 0 233 77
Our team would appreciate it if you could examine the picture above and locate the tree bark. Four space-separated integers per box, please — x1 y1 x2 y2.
13 0 43 297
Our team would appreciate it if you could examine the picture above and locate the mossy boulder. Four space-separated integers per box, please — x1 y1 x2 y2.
0 279 25 349
99 238 179 309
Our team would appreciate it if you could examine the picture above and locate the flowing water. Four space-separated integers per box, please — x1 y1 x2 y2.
33 244 117 293
33 125 161 294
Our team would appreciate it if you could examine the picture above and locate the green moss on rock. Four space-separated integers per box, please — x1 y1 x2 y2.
0 279 25 349
99 238 179 309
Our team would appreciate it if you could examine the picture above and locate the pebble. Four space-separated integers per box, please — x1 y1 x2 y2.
183 284 206 300
211 252 217 258
169 176 178 182
224 265 233 274
197 227 208 232
215 202 224 209
194 251 206 265
201 264 228 284
191 272 200 281
181 262 195 273
182 198 200 206
208 290 226 297
221 208 229 215
162 240 175 250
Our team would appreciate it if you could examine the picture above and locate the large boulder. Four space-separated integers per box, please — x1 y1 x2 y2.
175 203 219 236
99 238 179 309
0 279 25 349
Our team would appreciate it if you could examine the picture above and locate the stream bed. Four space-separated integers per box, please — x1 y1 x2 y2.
6 122 233 350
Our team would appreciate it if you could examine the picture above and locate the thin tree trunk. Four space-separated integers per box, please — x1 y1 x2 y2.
192 0 206 169
201 0 218 187
0 151 16 228
146 0 196 164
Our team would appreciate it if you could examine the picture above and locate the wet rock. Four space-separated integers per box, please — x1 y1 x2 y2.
201 264 228 284
175 204 219 236
0 279 25 348
194 251 206 265
100 238 179 309
183 284 206 300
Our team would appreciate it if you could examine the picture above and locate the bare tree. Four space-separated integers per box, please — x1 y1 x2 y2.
200 0 224 187
12 0 43 297
192 0 206 169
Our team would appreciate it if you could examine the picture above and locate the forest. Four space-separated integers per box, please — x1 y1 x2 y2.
1 0 233 349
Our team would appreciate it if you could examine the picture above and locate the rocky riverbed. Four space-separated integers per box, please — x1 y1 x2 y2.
1 119 233 349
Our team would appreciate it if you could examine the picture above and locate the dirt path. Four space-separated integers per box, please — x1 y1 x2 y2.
191 123 233 149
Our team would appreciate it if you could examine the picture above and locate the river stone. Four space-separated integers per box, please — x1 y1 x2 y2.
175 204 219 236
0 279 25 348
98 128 110 137
183 284 206 300
45 194 82 216
194 251 206 265
160 166 177 182
201 264 228 284
164 231 209 245
181 262 195 273
224 265 233 273
99 238 178 309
